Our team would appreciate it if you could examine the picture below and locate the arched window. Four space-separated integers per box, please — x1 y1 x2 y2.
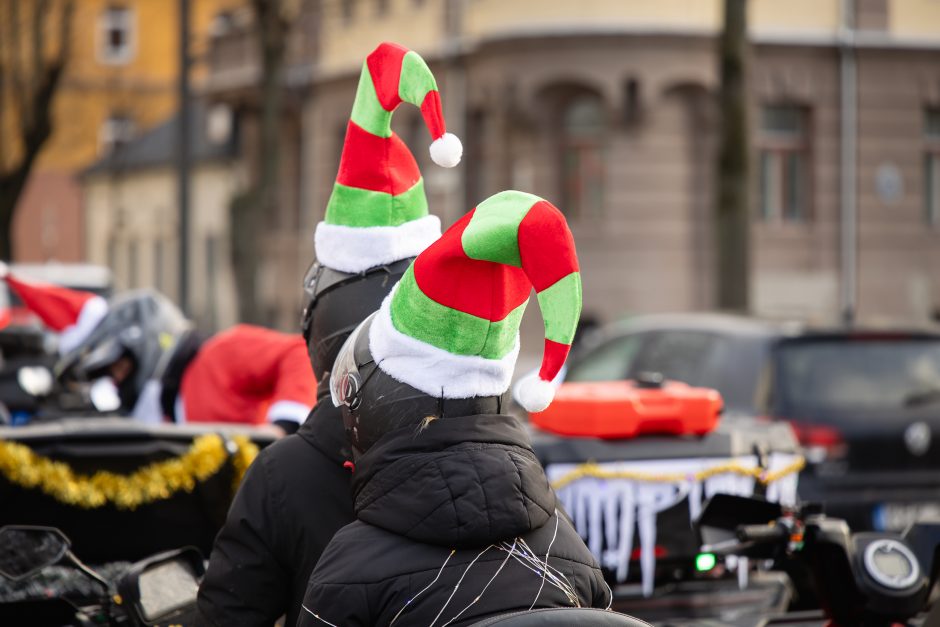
559 92 606 218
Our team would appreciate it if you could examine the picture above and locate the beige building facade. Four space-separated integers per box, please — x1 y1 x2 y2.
207 0 940 338
82 103 242 331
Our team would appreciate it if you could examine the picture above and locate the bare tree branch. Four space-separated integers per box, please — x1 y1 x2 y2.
8 0 27 126
0 0 75 260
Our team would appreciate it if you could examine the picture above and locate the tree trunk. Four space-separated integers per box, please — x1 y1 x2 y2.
0 0 73 261
714 0 750 311
231 0 287 324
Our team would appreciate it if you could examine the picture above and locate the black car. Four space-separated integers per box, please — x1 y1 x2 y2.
560 313 940 532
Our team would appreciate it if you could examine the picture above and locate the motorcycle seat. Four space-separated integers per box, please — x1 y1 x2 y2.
468 608 653 626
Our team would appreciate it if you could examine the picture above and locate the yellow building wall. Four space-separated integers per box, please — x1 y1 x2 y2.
319 0 852 75
34 0 240 171
463 0 721 38
889 0 940 39
318 0 445 73
749 0 840 35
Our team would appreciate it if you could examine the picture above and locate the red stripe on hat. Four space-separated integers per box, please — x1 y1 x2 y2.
367 42 408 111
518 200 580 293
420 90 445 140
4 275 95 331
539 338 571 382
335 121 422 195
414 210 532 322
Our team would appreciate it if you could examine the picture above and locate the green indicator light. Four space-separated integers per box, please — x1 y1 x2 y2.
695 552 717 572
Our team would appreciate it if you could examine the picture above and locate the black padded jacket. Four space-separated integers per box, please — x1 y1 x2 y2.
197 390 355 627
298 414 611 627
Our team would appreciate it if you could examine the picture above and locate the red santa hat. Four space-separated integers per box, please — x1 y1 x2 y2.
0 262 109 355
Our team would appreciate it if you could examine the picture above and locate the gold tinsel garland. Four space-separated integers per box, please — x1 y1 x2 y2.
0 434 259 510
550 456 806 490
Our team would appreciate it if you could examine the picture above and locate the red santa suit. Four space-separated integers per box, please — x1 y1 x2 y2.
176 324 316 426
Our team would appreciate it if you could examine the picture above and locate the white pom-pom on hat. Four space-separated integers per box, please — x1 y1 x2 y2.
516 372 556 413
429 132 462 168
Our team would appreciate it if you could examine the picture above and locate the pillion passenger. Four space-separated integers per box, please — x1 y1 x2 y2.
299 190 611 626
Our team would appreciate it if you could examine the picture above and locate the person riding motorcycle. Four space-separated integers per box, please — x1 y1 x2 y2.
298 190 611 626
55 289 316 434
197 41 461 627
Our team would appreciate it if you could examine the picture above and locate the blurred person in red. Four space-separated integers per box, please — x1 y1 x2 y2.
2 265 315 434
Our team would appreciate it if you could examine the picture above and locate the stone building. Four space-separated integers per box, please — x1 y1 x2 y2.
208 0 940 340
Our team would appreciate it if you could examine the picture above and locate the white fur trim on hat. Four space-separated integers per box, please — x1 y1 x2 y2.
58 295 108 355
267 400 312 425
429 133 462 168
369 288 520 399
314 215 441 274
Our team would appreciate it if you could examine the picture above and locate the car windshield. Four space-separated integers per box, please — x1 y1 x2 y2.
776 338 940 412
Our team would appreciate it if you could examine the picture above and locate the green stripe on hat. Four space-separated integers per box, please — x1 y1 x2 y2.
350 63 393 138
391 267 527 359
461 190 541 267
324 179 428 227
536 271 582 345
398 51 438 107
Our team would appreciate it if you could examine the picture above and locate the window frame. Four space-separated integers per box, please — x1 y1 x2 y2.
97 5 136 66
98 113 135 155
757 103 813 224
557 91 607 221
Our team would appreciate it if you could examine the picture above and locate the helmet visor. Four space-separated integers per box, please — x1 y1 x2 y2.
329 312 375 408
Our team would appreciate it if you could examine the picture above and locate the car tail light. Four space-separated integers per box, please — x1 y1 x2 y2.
785 420 848 463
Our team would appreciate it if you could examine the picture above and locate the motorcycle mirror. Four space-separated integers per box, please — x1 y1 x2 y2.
0 525 70 581
16 366 53 397
117 547 205 625
89 377 122 412
698 494 784 550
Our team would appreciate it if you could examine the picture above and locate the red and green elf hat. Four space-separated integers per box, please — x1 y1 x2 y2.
314 42 462 274
369 190 582 413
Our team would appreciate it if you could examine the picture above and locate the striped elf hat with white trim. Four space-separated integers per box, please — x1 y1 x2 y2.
314 42 462 274
369 190 582 413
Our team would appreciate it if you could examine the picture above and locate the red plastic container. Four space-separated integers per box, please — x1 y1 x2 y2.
530 379 723 439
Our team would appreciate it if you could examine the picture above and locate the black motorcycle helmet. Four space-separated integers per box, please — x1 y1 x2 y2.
300 258 412 380
330 313 506 459
55 290 191 412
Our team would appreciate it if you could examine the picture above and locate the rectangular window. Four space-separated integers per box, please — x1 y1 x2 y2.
99 112 135 155
98 6 135 65
926 108 940 226
758 104 811 223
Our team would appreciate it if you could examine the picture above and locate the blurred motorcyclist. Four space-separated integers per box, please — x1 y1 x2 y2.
197 41 461 627
298 190 609 626
53 289 317 434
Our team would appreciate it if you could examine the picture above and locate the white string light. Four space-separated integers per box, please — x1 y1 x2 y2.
429 545 495 627
528 514 560 610
440 540 518 627
301 604 340 627
390 549 457 626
